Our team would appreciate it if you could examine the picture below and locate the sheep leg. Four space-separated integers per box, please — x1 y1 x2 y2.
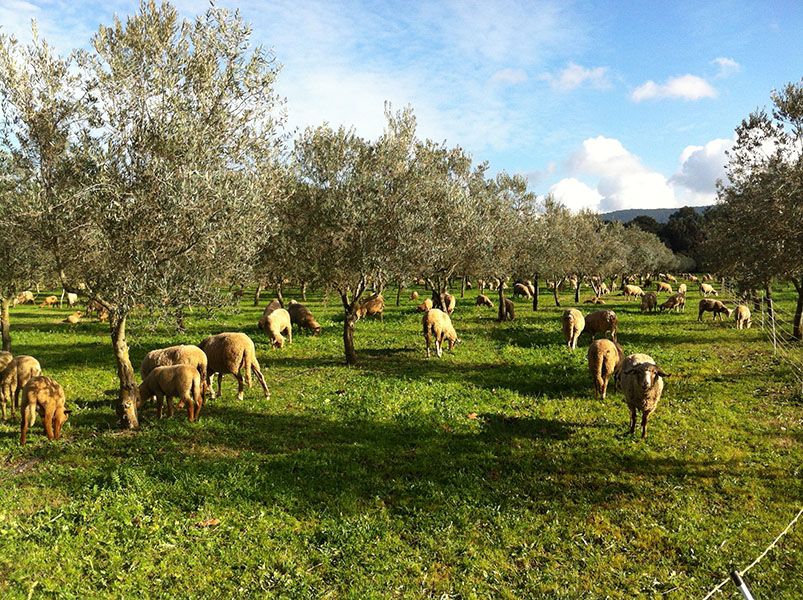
251 361 269 398
184 393 194 422
641 411 650 440
20 412 29 446
601 374 608 399
54 411 65 439
236 373 245 401
156 395 164 419
166 396 174 417
12 386 21 418
287 326 292 345
628 408 637 434
425 329 432 358
216 373 223 398
43 407 56 441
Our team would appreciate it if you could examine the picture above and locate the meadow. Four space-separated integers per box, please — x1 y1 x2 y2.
0 283 801 599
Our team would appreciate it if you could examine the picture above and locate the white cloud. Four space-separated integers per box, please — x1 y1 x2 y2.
539 62 610 91
548 178 602 212
713 57 740 78
671 137 733 204
631 74 717 102
490 68 528 85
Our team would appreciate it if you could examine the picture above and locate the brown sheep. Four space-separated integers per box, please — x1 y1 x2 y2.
587 339 624 399
698 299 732 321
443 293 456 315
583 310 618 342
140 345 208 402
584 297 606 305
19 376 70 446
475 294 494 308
513 283 532 299
409 291 419 301
38 295 58 308
621 353 668 440
734 305 752 329
416 297 433 312
61 311 82 324
699 283 718 297
138 365 203 421
257 299 283 330
199 332 269 401
622 284 644 299
501 298 515 321
12 291 35 306
562 309 585 350
688 274 699 282
263 308 292 348
356 294 384 321
640 292 658 313
659 292 686 313
422 309 460 358
288 300 322 336
1 355 42 421
656 281 673 294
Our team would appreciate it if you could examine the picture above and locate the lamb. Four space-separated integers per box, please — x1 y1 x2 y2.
659 292 686 313
138 365 203 421
140 344 208 402
38 295 58 308
356 293 384 321
587 339 624 399
584 297 606 305
621 353 668 439
62 311 82 324
422 309 460 358
416 297 433 312
656 281 673 294
513 283 532 299
622 284 645 299
287 300 322 336
257 299 283 330
19 376 70 446
475 294 494 308
640 292 658 313
583 309 618 342
677 283 687 295
561 308 585 350
199 332 269 401
12 291 35 306
409 291 419 301
698 299 732 321
1 355 42 421
699 283 718 297
734 305 752 329
263 308 293 348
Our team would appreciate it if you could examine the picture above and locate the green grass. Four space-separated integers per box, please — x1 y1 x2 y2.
1 283 801 599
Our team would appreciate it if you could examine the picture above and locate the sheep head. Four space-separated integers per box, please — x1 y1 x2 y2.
624 363 669 391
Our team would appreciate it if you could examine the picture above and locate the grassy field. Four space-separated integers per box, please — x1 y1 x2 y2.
0 282 801 599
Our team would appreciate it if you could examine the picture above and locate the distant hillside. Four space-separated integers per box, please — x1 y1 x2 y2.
601 205 710 224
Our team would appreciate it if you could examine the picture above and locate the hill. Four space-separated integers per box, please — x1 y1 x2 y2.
601 205 710 224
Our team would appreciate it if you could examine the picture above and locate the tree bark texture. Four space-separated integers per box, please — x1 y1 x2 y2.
532 274 539 311
553 280 561 307
793 277 803 341
109 313 139 430
253 281 264 307
301 280 307 302
765 284 774 321
574 280 580 303
497 287 507 321
1 297 10 352
460 277 466 298
343 310 359 365
276 282 284 307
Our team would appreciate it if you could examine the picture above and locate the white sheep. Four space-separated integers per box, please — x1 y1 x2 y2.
621 353 669 440
587 339 624 399
734 305 752 329
264 308 292 348
699 283 718 297
422 308 460 358
561 308 585 350
199 332 269 401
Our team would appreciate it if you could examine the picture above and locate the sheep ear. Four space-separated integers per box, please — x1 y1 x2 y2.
622 365 633 375
654 367 669 378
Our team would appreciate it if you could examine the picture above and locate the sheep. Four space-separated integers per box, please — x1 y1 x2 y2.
561 309 585 350
475 294 494 308
409 291 419 301
287 300 322 336
1 355 42 421
12 291 35 306
257 299 283 330
199 332 269 401
622 284 645 299
656 281 673 294
659 292 686 313
599 282 609 295
621 353 668 439
583 309 618 342
38 295 58 308
640 291 658 313
263 308 292 348
687 274 699 282
19 376 70 446
65 292 78 307
734 305 752 329
61 311 82 324
356 293 384 321
86 299 110 322
702 273 714 282
501 298 515 320
0 351 12 374
584 297 606 305
416 297 433 312
698 299 732 321
422 309 460 358
138 365 203 421
662 274 677 283
677 283 687 295
443 293 456 315
587 339 625 399
513 283 532 299
140 344 208 402
699 283 718 297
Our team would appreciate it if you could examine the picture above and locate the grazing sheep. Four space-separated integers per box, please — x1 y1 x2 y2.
19 376 70 446
257 299 283 330
659 292 686 313
702 274 714 282
38 295 58 308
61 311 82 324
356 294 384 321
677 283 687 295
562 309 585 350
416 297 433 312
409 291 419 301
640 292 658 313
65 292 78 307
500 298 515 321
700 283 718 297
475 294 494 308
287 300 322 336
621 354 668 440
263 308 292 348
1 355 42 421
656 281 673 294
12 291 35 306
688 274 699 282
734 305 752 329
587 339 625 399
513 283 532 299
138 365 203 421
598 282 609 295
422 309 460 358
698 299 732 321
622 284 645 299
584 297 606 304
0 351 12 374
140 344 208 402
443 293 456 315
583 310 618 342
662 274 677 283
199 332 269 401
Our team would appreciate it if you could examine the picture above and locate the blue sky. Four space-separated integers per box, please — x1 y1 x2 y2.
2 0 802 212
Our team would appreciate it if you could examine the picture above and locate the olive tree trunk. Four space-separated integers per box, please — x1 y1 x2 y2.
574 279 581 303
792 276 803 341
765 284 774 321
109 312 139 430
276 282 284 307
301 280 307 302
532 274 539 311
497 286 507 321
553 279 562 307
253 281 264 306
1 297 10 352
460 276 466 298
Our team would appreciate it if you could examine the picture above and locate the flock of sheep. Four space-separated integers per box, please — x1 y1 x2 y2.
3 273 752 444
